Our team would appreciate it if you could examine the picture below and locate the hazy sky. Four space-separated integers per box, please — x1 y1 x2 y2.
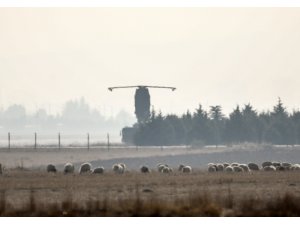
1 8 300 117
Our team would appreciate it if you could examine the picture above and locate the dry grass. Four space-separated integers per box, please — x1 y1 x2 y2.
1 170 300 216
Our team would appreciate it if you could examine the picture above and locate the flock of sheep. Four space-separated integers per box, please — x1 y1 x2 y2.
207 161 300 172
1 161 300 176
46 162 127 174
43 161 300 175
44 162 193 174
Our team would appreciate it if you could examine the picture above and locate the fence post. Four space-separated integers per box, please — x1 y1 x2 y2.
87 133 90 150
34 132 37 149
8 132 10 150
58 132 61 150
107 133 110 151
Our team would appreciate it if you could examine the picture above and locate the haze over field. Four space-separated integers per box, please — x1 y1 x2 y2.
1 8 300 118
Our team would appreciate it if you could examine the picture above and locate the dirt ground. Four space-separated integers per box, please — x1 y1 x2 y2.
1 170 300 216
1 145 300 216
0 146 226 169
0 144 300 171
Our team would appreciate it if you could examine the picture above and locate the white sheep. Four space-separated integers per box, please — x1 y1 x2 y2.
140 165 151 173
158 164 170 173
178 164 185 171
46 164 57 173
112 164 124 174
119 163 127 171
281 162 292 168
93 167 105 174
64 163 75 174
208 163 216 167
262 161 272 168
158 164 166 172
248 163 259 171
223 163 230 168
162 167 172 173
263 165 276 171
233 166 244 172
208 165 216 172
216 164 224 171
182 166 192 173
239 164 250 172
79 162 92 174
225 166 234 172
231 162 240 167
291 164 300 170
272 162 281 167
156 163 163 168
276 166 285 171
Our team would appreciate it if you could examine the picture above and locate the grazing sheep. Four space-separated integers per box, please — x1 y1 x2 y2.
93 167 104 174
182 166 192 173
272 162 281 167
263 165 276 171
233 166 244 172
64 163 75 174
178 164 185 171
112 164 124 174
140 165 151 173
119 163 127 171
276 166 285 171
216 164 224 171
156 163 163 169
262 161 272 168
208 163 218 171
291 164 300 171
158 164 170 173
162 167 172 173
156 163 163 168
47 164 57 173
282 162 292 168
158 164 166 172
239 164 250 172
248 163 259 171
208 166 216 172
79 163 92 174
231 163 240 167
223 163 230 168
225 166 234 172
294 166 300 171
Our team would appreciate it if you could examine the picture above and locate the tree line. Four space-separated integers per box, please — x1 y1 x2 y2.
133 98 300 146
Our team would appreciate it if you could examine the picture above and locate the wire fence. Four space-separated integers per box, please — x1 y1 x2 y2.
0 132 122 149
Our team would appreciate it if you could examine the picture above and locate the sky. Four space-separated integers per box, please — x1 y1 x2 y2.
1 8 300 117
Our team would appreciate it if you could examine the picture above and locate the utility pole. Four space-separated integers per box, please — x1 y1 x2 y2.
58 132 61 150
107 133 110 151
8 132 10 150
87 133 90 150
34 132 37 149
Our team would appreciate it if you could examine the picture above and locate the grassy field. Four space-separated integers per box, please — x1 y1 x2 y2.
1 169 300 216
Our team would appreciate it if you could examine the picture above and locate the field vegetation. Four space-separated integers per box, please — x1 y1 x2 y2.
1 169 300 216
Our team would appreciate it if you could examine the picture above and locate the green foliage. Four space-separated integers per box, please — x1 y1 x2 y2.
132 99 300 146
135 87 151 123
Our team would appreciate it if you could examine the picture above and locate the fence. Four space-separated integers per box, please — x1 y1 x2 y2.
0 132 118 150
